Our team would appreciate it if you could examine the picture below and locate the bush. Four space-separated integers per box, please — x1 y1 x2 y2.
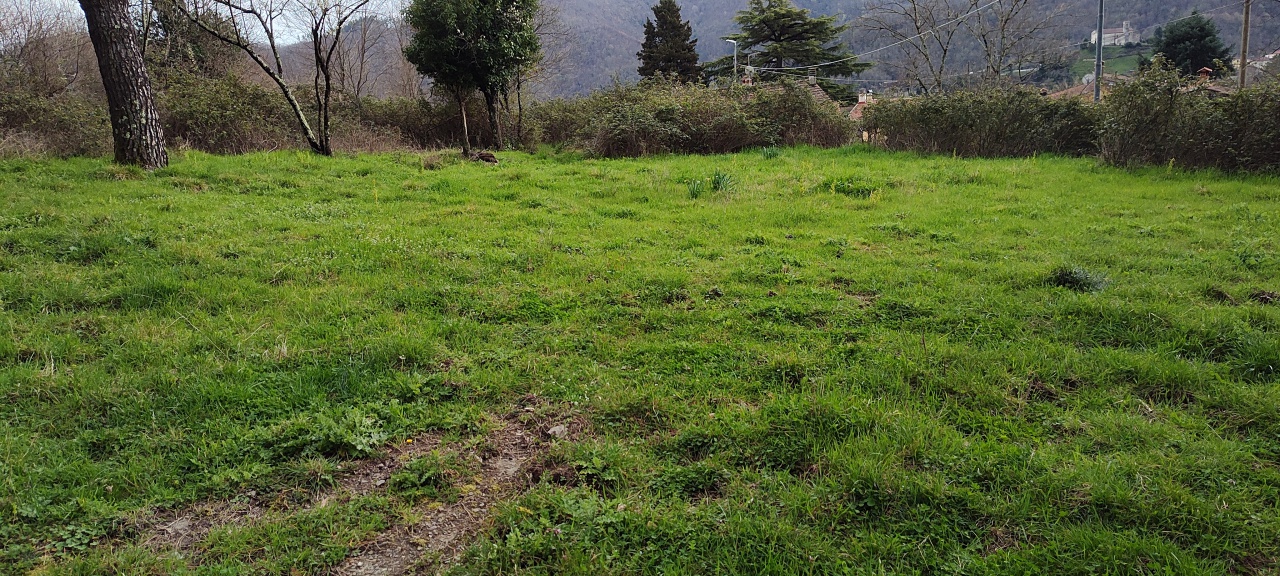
0 89 110 158
862 88 1099 157
750 81 857 148
355 95 493 150
1100 59 1280 172
529 79 856 158
158 73 299 154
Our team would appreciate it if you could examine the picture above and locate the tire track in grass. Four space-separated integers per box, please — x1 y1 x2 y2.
335 415 545 576
134 396 577 573
140 431 448 556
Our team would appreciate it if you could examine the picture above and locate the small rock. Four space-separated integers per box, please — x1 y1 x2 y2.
375 480 386 487
547 424 569 439
165 518 192 534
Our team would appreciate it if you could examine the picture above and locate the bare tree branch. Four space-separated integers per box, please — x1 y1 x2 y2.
178 0 371 154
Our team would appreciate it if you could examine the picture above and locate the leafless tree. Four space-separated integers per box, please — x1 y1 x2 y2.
178 0 374 154
508 3 571 141
860 0 971 93
1 1 95 96
962 0 1064 81
381 7 424 99
331 15 386 99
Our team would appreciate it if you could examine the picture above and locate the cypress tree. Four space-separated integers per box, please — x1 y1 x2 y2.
637 0 701 82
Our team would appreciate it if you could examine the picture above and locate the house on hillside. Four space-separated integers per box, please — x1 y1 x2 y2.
1091 21 1141 46
1182 67 1236 98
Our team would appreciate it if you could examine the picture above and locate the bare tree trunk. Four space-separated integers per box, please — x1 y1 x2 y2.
78 0 168 168
456 88 471 156
513 77 525 146
482 88 502 150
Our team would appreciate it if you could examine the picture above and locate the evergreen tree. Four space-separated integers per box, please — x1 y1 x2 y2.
1153 12 1234 77
708 0 868 98
637 0 701 82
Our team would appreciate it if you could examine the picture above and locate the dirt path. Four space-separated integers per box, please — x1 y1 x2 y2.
334 417 540 575
140 431 447 556
133 399 574 574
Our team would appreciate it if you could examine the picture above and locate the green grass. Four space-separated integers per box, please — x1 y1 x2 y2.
1071 46 1156 78
2 147 1279 575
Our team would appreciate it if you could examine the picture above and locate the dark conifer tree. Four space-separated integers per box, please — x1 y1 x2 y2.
1153 12 1234 77
637 0 701 82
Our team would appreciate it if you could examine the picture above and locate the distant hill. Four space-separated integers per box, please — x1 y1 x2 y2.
540 0 1277 95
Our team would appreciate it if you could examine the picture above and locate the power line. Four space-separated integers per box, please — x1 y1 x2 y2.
755 0 1003 71
1052 0 1246 52
753 0 1250 78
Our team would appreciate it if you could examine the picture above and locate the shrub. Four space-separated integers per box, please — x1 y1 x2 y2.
355 95 493 150
862 88 1099 157
0 89 110 158
1100 58 1280 172
158 72 298 154
749 81 857 148
529 79 856 158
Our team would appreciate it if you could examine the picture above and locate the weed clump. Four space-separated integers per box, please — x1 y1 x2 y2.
815 176 878 198
686 170 733 199
710 170 733 192
687 179 707 199
247 406 389 460
388 451 464 503
652 462 726 499
1048 266 1109 293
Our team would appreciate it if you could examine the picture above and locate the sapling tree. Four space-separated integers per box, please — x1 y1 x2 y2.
179 0 375 155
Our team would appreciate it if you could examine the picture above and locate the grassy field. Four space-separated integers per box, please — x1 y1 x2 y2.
1070 46 1155 78
1 147 1279 575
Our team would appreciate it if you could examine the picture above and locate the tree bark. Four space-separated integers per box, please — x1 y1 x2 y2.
79 0 168 169
456 89 471 156
482 89 502 149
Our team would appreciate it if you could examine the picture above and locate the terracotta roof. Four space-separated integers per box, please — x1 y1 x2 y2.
848 102 871 120
753 82 842 108
1048 83 1107 100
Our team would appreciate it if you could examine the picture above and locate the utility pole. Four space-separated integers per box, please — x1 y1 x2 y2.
1094 0 1104 102
728 39 739 82
1239 0 1252 89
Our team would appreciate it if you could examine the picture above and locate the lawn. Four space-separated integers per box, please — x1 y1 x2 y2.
1 147 1278 575
1070 46 1155 78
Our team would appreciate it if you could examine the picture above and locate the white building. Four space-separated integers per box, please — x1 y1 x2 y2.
1091 21 1141 46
